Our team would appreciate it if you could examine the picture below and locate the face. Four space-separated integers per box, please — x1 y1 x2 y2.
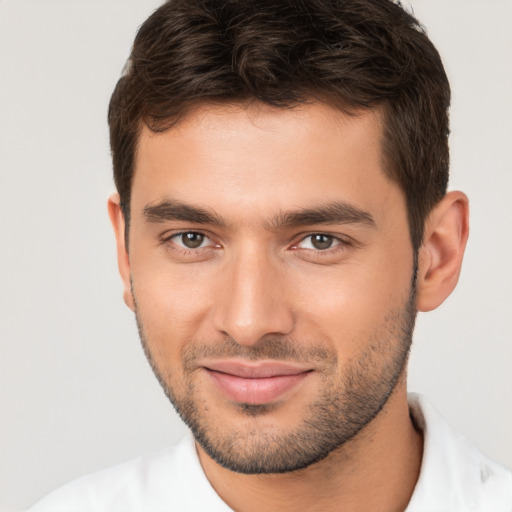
123 102 417 473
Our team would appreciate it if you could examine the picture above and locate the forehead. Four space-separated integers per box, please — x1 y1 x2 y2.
132 101 402 223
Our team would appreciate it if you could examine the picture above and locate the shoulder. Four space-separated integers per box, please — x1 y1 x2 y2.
27 435 230 512
407 393 512 512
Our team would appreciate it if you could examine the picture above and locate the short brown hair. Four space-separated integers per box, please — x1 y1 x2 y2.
108 0 450 250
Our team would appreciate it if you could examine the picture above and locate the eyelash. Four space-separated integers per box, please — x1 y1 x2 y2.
292 233 353 261
161 230 352 258
161 231 218 255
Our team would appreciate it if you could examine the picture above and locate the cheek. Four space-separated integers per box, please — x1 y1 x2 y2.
130 255 218 353
290 251 413 355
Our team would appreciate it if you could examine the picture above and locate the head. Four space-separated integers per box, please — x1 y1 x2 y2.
108 0 468 474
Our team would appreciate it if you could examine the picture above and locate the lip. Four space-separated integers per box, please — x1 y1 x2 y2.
202 360 312 405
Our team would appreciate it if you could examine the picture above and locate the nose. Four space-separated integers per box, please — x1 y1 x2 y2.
213 245 295 346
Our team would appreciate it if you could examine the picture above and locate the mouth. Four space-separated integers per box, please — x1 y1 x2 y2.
201 360 313 405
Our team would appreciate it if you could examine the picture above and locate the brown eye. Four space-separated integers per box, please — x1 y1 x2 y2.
180 232 205 249
310 234 334 250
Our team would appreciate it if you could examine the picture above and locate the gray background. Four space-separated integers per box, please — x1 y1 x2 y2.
1 0 511 510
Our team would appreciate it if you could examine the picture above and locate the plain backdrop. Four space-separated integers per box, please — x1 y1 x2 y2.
0 1 511 510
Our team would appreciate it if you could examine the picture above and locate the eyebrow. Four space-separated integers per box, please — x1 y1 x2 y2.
268 202 375 229
143 200 227 226
143 199 374 229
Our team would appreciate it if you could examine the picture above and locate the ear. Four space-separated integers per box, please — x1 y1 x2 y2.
108 193 135 311
416 191 469 312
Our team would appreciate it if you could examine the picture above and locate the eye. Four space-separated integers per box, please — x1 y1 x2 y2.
171 231 210 249
297 234 340 250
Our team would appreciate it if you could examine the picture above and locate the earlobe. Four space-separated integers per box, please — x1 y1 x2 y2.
416 191 469 312
107 193 135 311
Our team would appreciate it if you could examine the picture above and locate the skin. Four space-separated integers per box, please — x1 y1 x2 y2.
109 101 469 512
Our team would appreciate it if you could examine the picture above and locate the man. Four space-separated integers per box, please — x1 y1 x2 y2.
29 0 512 510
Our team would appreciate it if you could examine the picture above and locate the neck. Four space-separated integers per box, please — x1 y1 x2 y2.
196 380 423 512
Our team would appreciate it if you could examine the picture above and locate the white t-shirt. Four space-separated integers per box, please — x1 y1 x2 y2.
28 394 512 511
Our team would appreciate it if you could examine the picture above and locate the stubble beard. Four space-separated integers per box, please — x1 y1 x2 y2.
133 277 417 475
